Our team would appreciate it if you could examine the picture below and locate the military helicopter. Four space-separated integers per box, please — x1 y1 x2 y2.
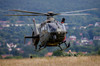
6 8 97 51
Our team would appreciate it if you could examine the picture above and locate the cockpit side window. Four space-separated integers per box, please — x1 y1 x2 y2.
41 24 48 32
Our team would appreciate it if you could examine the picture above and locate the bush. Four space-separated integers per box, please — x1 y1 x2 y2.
32 54 38 57
5 56 23 59
14 56 23 59
0 55 2 59
98 50 100 55
29 54 38 58
53 50 64 56
77 52 84 56
74 54 78 57
5 56 14 59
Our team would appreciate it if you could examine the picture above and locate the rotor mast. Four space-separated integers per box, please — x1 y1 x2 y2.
46 11 55 21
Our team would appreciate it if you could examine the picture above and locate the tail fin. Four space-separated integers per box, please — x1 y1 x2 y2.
33 18 39 36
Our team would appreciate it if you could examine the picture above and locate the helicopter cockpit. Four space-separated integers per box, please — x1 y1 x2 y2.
40 21 66 33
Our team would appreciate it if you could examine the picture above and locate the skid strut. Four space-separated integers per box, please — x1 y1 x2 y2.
58 41 70 51
36 43 47 52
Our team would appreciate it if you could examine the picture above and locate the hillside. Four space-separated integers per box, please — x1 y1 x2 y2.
0 0 100 57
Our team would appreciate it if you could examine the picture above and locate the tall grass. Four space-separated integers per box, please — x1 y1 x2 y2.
0 56 100 66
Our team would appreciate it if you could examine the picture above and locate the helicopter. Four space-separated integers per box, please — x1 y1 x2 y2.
6 8 97 51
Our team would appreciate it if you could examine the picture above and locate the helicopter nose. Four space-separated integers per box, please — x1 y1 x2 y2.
57 28 62 32
50 32 66 41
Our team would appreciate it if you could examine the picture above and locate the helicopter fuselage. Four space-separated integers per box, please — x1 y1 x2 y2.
38 21 67 47
25 18 70 51
40 32 66 46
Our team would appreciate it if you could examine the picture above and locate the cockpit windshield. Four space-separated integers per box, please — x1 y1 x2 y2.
40 22 66 32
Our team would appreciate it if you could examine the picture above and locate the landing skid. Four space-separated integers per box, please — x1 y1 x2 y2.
34 43 47 52
34 41 70 52
58 41 70 51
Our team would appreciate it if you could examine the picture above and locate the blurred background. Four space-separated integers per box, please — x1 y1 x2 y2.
0 0 100 58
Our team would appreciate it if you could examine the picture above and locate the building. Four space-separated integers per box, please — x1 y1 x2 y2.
0 21 10 24
81 38 89 43
81 38 89 45
16 21 24 23
45 52 53 57
1 54 13 59
95 22 100 27
88 24 93 27
69 36 76 41
93 36 100 40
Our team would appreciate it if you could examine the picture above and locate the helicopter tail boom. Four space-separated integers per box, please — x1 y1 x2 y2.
24 35 39 44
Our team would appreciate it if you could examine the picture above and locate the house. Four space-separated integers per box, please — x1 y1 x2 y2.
88 24 93 27
45 52 53 57
2 24 10 27
93 36 100 40
16 21 24 23
19 50 24 53
16 48 21 51
80 26 87 29
81 38 89 43
95 22 100 27
81 38 90 45
15 24 19 27
27 41 31 45
82 52 87 54
80 33 83 36
1 54 13 59
0 21 10 27
0 21 10 23
89 40 93 44
69 36 76 41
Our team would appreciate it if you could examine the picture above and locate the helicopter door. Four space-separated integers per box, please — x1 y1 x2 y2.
47 23 58 32
40 24 49 45
41 24 48 33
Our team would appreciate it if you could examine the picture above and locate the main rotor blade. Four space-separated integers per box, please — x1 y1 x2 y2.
0 10 8 12
9 10 45 15
61 8 98 14
60 13 90 16
5 14 44 16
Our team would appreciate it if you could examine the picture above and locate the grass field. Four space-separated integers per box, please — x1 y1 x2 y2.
0 56 100 66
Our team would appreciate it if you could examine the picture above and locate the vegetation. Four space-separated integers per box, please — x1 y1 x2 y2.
0 55 2 59
0 0 100 57
0 56 100 66
3 56 23 59
53 50 64 56
98 50 100 55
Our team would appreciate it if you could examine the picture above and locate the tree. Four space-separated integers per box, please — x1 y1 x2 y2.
98 50 100 55
53 50 64 56
0 55 2 59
